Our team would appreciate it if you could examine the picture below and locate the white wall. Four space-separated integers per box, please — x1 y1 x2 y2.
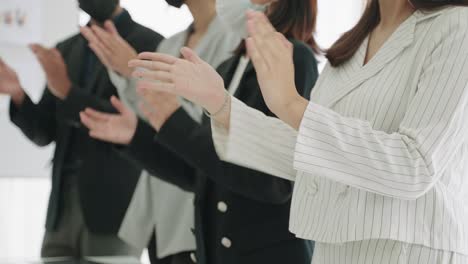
0 0 79 180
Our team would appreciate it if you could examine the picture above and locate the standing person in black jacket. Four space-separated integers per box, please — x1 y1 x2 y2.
80 1 319 263
0 0 162 258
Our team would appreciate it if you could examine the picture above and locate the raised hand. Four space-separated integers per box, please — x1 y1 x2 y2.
30 44 72 100
79 96 138 145
137 88 180 131
0 58 24 105
128 48 227 115
81 21 138 78
245 10 307 129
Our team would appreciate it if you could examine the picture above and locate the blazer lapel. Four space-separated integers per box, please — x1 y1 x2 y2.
325 13 418 108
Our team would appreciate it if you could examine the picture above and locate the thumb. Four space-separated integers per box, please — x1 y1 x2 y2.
110 96 128 114
104 20 119 36
180 47 203 64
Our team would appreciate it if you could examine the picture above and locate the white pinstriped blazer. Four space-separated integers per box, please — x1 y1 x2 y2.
211 7 468 254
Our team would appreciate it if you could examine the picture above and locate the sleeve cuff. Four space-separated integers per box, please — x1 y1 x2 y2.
158 107 198 144
212 96 297 181
126 118 158 159
9 94 34 124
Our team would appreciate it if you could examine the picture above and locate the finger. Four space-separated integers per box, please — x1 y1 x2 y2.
247 12 275 38
0 58 6 68
180 47 203 64
83 108 112 122
110 96 129 115
137 80 176 94
29 44 47 55
91 25 117 53
80 26 100 44
88 130 113 142
88 32 113 59
104 20 119 36
137 52 177 65
128 59 172 72
89 43 111 67
132 69 173 83
80 112 107 131
246 37 269 74
104 20 128 45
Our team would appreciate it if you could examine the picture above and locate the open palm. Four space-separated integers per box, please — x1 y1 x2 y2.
80 96 138 145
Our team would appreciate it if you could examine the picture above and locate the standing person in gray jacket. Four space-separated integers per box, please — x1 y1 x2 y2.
81 0 240 263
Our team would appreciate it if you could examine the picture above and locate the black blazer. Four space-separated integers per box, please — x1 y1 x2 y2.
9 11 163 233
121 40 318 264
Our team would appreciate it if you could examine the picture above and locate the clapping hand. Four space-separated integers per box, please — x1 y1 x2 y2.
245 10 307 129
30 44 72 100
80 96 138 145
81 21 138 78
127 49 227 115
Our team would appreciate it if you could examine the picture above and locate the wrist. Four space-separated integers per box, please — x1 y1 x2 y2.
277 93 309 130
61 82 73 100
205 88 228 115
11 88 25 107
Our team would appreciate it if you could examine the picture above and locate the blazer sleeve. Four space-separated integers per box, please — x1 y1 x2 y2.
119 118 197 192
211 98 299 182
59 85 116 124
9 88 58 146
157 108 292 204
293 14 468 200
210 42 318 182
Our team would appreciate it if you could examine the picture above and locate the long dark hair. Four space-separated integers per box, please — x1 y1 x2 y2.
237 0 319 55
326 0 468 67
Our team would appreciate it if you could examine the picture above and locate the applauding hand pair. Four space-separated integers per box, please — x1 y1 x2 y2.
80 10 306 145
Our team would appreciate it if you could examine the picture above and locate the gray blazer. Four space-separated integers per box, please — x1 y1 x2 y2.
109 15 241 258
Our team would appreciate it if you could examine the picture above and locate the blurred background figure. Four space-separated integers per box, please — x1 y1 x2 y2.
0 0 162 259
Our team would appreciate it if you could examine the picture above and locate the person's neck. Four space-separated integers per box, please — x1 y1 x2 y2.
378 0 415 28
186 0 216 34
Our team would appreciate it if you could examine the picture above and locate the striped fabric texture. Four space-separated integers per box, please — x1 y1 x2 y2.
211 6 468 260
312 239 467 264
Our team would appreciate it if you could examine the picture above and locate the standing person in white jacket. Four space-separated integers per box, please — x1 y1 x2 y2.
80 0 240 263
104 0 468 263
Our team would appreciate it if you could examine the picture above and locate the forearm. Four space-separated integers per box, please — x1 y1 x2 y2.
121 119 197 191
276 95 309 131
10 88 25 107
158 109 292 203
9 92 56 146
61 86 115 123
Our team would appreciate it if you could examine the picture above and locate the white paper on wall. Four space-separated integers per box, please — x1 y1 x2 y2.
0 0 42 45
